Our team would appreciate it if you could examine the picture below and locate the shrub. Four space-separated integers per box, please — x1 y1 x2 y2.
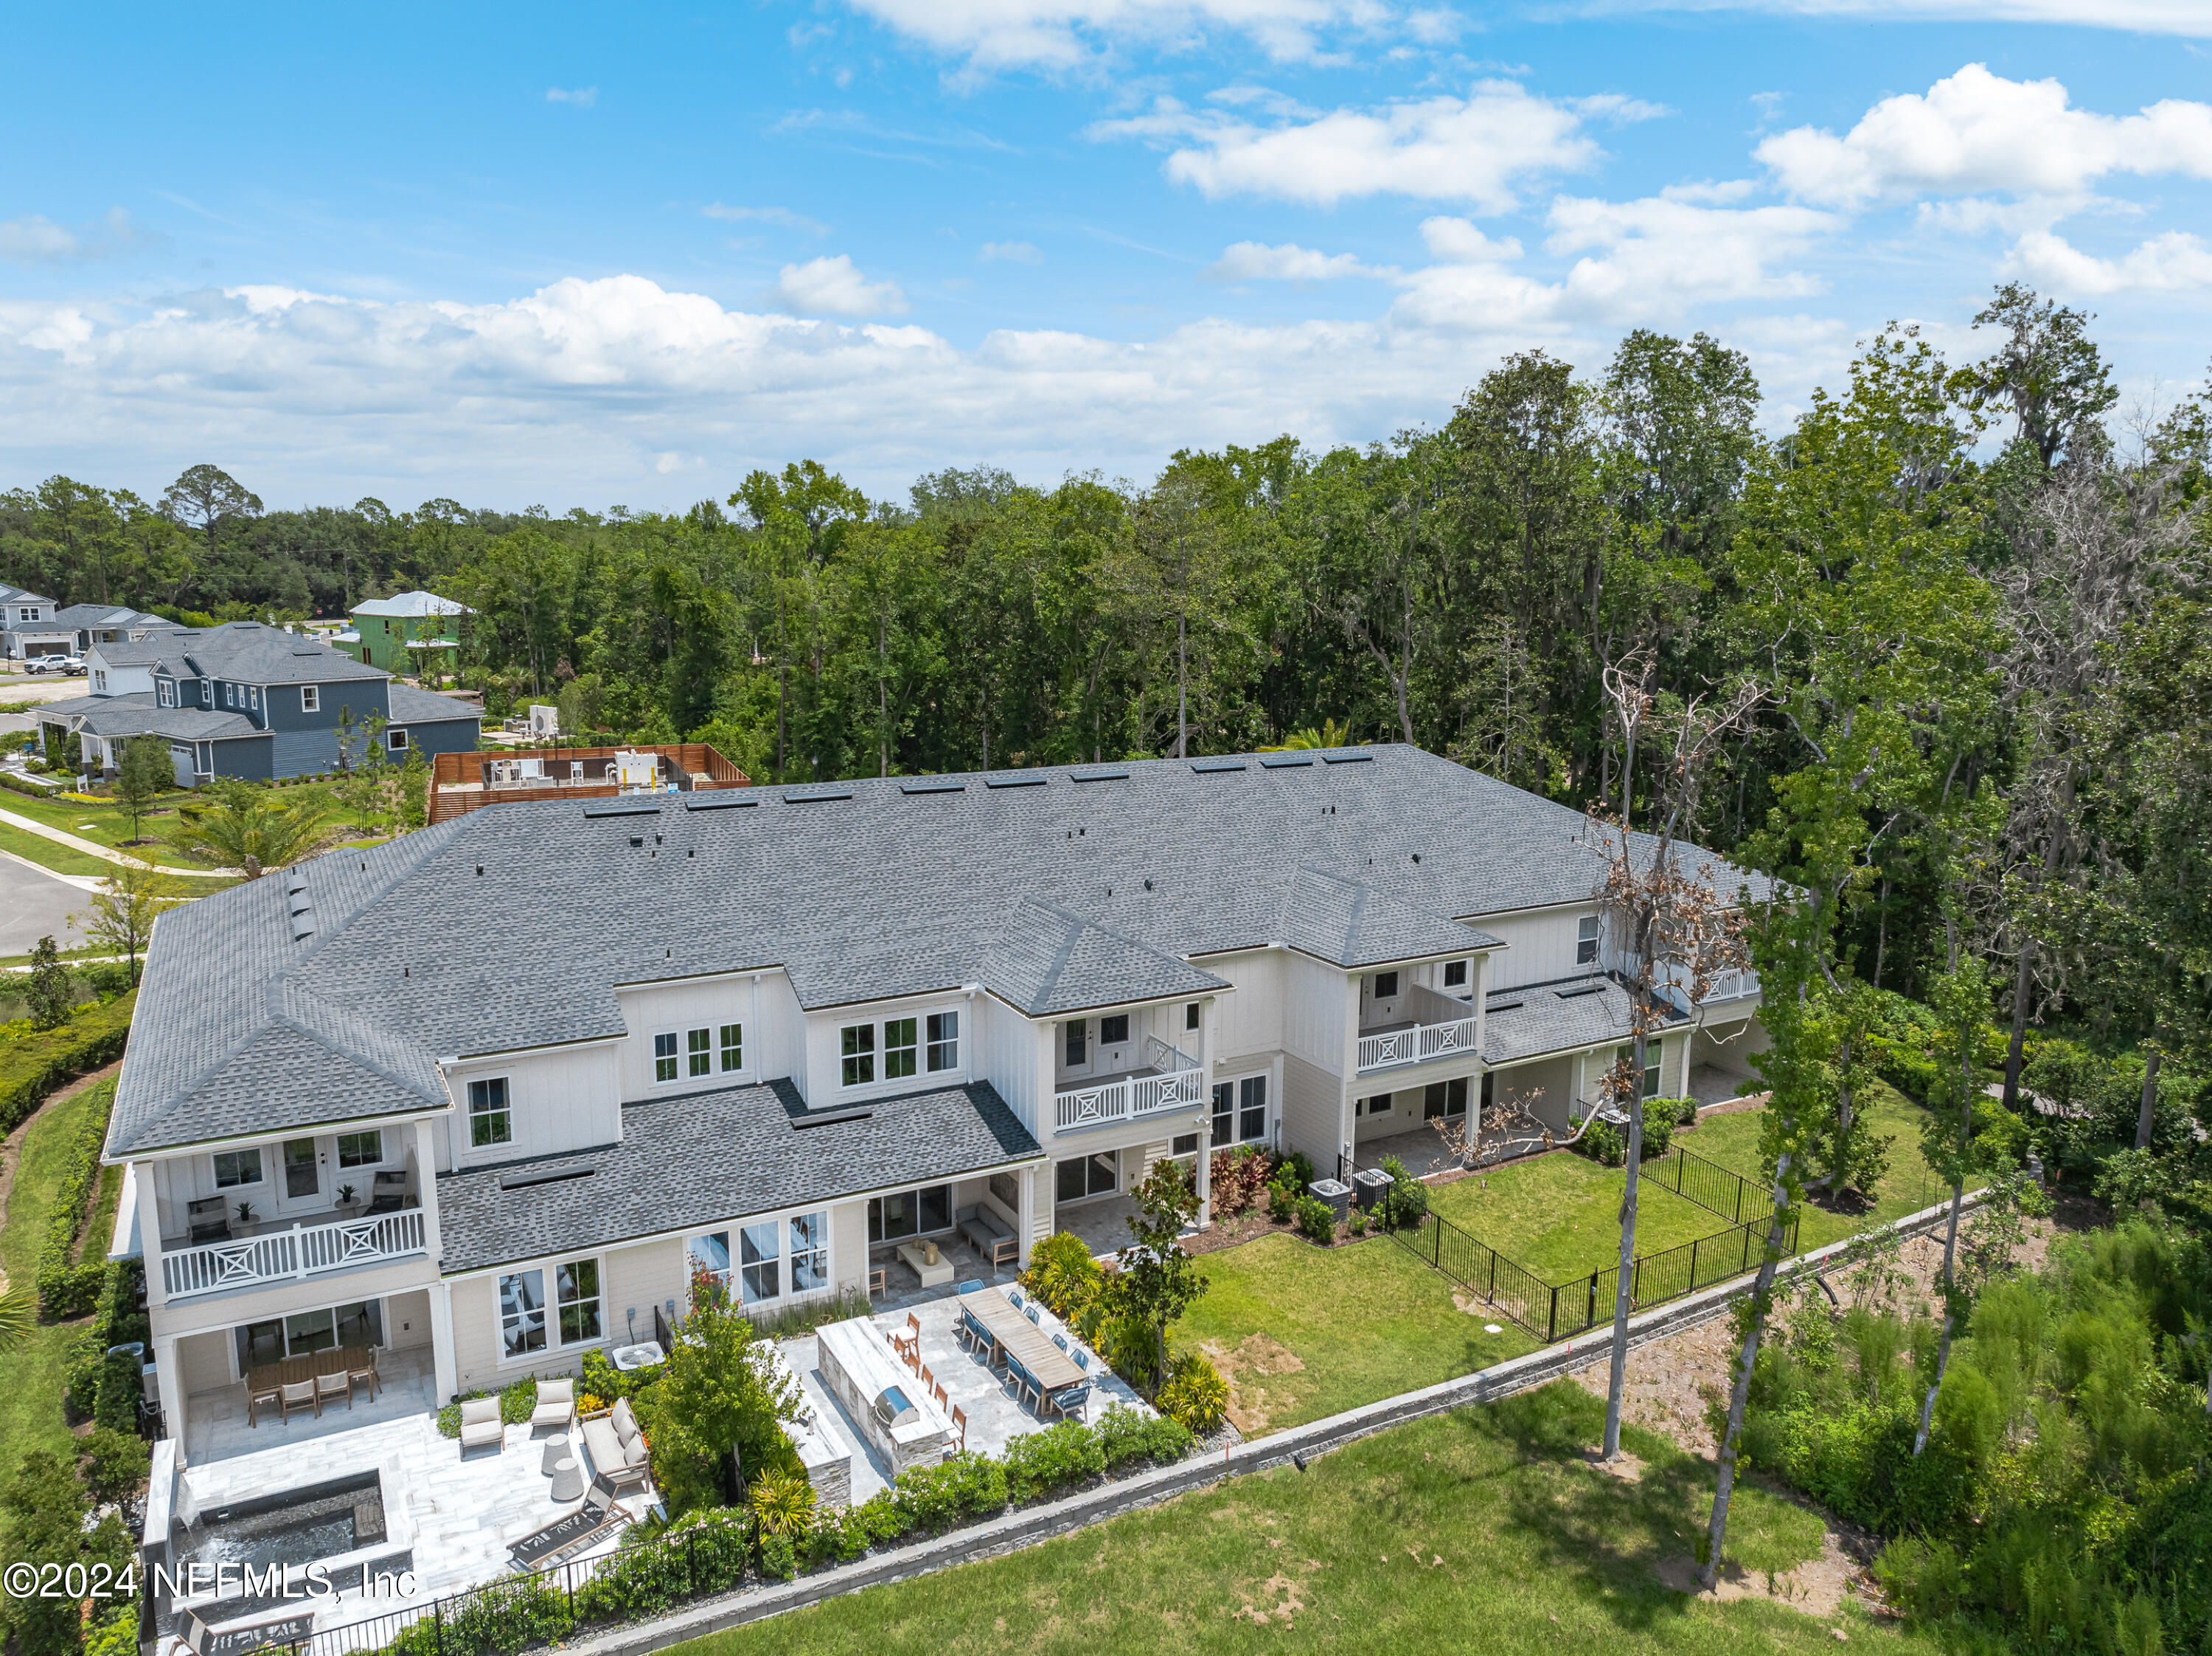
1207 1145 1273 1217
0 992 133 1139
81 1427 150 1503
1639 1113 1674 1161
93 1350 142 1433
1265 1178 1298 1222
1094 1404 1194 1470
1374 1154 1427 1230
1663 1096 1701 1127
759 1531 798 1582
1347 1208 1368 1235
1581 1119 1625 1165
1294 1195 1336 1245
574 1508 751 1621
83 1607 137 1656
434 1377 540 1438
891 1451 1007 1534
1003 1422 1105 1503
1020 1231 1104 1321
1157 1351 1229 1436
748 1469 815 1537
853 1490 910 1545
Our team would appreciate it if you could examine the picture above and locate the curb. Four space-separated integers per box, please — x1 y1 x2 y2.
559 1189 1980 1656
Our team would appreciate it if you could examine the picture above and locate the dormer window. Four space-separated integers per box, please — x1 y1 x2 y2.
157 681 175 708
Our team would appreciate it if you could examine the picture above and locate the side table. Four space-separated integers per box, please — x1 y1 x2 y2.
549 1454 585 1503
541 1437 570 1475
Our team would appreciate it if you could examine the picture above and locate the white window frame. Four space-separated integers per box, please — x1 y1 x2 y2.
653 1026 716 1085
883 1016 917 1081
335 1130 383 1168
301 684 319 713
719 1022 744 1073
467 1076 512 1147
841 1007 962 1092
688 1203 832 1311
925 1010 958 1073
1211 1074 1270 1147
840 1022 876 1088
248 684 261 710
212 1147 264 1189
157 679 175 708
386 727 408 750
1576 915 1601 966
1443 959 1469 989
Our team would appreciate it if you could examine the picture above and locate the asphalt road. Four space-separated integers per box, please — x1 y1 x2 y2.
0 852 89 955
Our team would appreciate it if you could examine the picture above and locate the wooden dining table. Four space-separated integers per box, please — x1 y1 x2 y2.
958 1288 1084 1398
246 1344 371 1423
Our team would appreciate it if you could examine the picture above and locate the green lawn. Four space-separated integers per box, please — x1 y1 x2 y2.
1427 1156 1733 1281
1180 1234 1537 1433
0 787 216 869
1676 1082 1980 1253
0 818 117 880
678 1383 1926 1656
0 1079 114 1482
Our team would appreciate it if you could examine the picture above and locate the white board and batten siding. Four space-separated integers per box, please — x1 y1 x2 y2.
440 1043 622 1172
1471 906 1606 992
613 975 775 1102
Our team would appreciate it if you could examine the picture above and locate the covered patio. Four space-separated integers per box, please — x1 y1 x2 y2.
181 1346 438 1465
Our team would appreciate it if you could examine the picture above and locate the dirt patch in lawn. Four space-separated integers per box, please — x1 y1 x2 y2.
1203 1332 1308 1435
1655 1527 1863 1618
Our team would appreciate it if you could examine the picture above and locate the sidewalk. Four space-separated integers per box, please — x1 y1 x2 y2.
0 807 239 877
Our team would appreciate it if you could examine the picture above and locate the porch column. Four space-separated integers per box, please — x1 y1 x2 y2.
138 1161 169 1313
431 1281 459 1402
1568 1051 1587 1120
413 1119 444 1265
153 1334 184 1449
1194 1116 1212 1230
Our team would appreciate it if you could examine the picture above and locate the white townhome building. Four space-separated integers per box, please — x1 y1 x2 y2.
105 746 1767 1446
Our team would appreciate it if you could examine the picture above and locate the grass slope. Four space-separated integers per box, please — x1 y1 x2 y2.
0 1079 114 1487
0 818 116 879
0 789 213 868
677 1383 1925 1656
1179 1234 1537 1433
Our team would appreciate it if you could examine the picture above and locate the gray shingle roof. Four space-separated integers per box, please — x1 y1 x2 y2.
352 591 469 619
1481 973 1690 1067
39 691 257 742
174 622 388 685
52 605 165 630
112 745 1768 1157
434 1079 1039 1274
384 683 483 726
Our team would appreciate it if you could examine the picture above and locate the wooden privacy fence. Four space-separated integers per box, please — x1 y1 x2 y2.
428 744 749 824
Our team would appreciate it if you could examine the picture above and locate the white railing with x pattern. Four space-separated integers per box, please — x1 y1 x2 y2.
1700 968 1761 1004
161 1208 428 1299
1054 1042 1205 1133
1357 1014 1482 1074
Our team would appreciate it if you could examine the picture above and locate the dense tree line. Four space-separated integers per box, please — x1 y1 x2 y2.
3 285 2207 1069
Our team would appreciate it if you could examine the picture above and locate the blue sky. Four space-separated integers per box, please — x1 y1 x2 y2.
4 0 2210 507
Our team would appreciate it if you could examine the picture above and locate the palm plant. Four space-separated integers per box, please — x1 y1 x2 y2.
748 1469 816 1537
1261 718 1352 751
0 1288 31 1351
167 781 325 879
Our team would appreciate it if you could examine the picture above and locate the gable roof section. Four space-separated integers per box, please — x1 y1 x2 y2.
385 683 483 726
352 591 468 619
980 900 1227 1017
176 622 386 686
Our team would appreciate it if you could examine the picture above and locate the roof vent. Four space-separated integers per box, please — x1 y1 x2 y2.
684 794 756 811
900 779 964 795
1321 751 1373 765
1069 768 1127 782
1190 758 1246 773
583 800 661 819
1259 753 1314 768
784 788 852 804
983 774 1046 790
1489 998 1524 1012
500 1167 596 1192
1555 983 1605 1001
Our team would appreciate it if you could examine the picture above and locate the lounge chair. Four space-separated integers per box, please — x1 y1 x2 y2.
459 1396 504 1453
579 1397 653 1495
956 1204 1018 1269
507 1473 628 1572
530 1378 576 1433
186 1197 230 1246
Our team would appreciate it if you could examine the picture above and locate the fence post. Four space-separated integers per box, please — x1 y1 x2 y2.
1688 1235 1698 1288
1433 1217 1441 1267
1486 1247 1496 1301
1741 1224 1750 1273
1545 1286 1557 1343
1630 1255 1641 1306
433 1602 442 1656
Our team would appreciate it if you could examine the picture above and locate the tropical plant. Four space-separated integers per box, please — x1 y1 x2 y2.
1156 1351 1230 1436
1018 1231 1103 1320
167 779 324 877
748 1469 816 1537
1094 1159 1208 1400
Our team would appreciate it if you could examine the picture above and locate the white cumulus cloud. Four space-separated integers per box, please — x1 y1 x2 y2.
1094 81 1641 209
546 86 599 107
1757 64 2212 208
1203 241 1394 281
835 0 1391 68
2009 229 2212 293
773 254 910 316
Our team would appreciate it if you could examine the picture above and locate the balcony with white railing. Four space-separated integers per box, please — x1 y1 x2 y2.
1357 983 1481 1075
159 1207 429 1301
1053 1037 1204 1133
1699 968 1761 1006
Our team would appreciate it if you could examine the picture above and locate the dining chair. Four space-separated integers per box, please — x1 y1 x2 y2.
905 1311 922 1345
1008 1288 1025 1309
956 1279 985 1295
316 1368 352 1412
950 1403 968 1454
1051 1332 1069 1353
280 1378 319 1422
919 1364 935 1394
868 1266 888 1298
932 1380 949 1413
1024 1305 1041 1326
347 1348 380 1403
247 1377 283 1427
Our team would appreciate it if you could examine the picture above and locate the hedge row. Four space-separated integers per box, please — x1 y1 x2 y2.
35 1081 118 1318
0 992 133 1138
0 770 63 799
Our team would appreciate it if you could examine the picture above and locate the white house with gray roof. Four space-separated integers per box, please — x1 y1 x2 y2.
104 745 1767 1447
0 582 73 659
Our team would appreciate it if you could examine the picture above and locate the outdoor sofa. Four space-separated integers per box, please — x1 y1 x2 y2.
957 1204 1017 1268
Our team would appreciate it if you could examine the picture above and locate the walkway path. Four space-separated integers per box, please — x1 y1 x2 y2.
0 807 237 877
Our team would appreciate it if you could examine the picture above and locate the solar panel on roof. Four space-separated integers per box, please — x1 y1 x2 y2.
1191 758 1247 773
900 779 965 794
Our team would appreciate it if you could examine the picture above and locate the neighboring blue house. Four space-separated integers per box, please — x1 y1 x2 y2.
36 620 481 785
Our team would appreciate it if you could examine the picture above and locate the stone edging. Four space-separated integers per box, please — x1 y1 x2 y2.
560 1189 1980 1656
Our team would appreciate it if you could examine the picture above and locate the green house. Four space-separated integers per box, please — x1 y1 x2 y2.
342 591 470 675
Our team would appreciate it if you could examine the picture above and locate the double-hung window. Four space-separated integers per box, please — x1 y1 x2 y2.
157 680 175 708
884 1017 917 1079
337 1130 382 1167
1576 916 1601 965
1210 1081 1233 1147
301 685 319 713
555 1258 602 1343
687 1027 712 1078
498 1270 546 1360
655 1026 719 1083
1443 959 1469 989
1615 1043 1661 1100
739 1221 781 1303
841 1023 875 1087
925 1011 959 1072
467 1076 511 1147
1064 1020 1087 1067
213 1148 263 1188
654 1033 680 1082
719 1023 743 1071
1237 1075 1268 1141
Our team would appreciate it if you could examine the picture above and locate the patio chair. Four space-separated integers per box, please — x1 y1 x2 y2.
950 1403 967 1453
508 1473 629 1572
186 1196 231 1246
279 1378 319 1423
868 1266 888 1298
1051 1380 1092 1422
905 1311 922 1343
1024 1305 1041 1326
459 1396 504 1453
247 1375 283 1427
1006 1355 1043 1415
919 1363 935 1394
956 1278 985 1295
932 1380 949 1413
316 1368 352 1412
531 1378 577 1433
1051 1332 1069 1352
365 1170 411 1215
347 1349 380 1403
1008 1288 1025 1310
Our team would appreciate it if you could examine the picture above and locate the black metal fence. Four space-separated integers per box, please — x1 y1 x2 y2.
1649 1142 1769 1225
1384 1202 1798 1343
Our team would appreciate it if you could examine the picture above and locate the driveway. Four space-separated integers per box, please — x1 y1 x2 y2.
0 850 92 955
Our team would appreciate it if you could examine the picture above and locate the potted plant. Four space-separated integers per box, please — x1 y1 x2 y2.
234 1200 257 1226
335 1183 359 1213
